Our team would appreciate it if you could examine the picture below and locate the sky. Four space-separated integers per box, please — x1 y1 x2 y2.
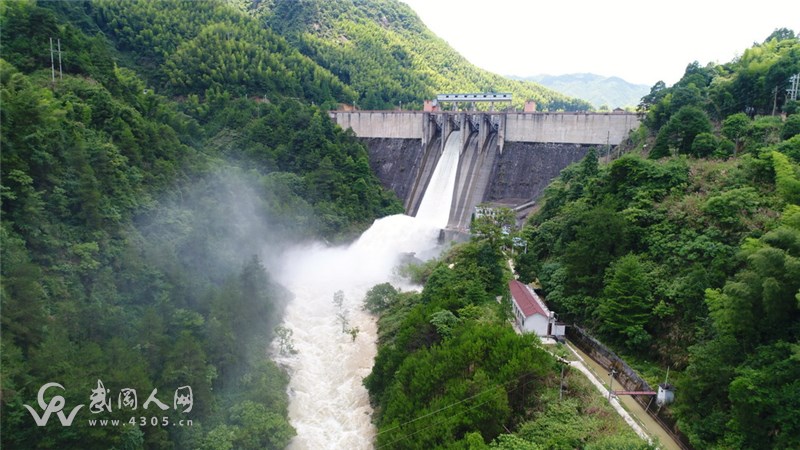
400 0 800 87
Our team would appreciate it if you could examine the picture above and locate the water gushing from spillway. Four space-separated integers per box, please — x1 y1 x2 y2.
273 131 462 449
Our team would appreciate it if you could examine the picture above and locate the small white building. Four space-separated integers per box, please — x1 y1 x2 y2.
508 280 565 338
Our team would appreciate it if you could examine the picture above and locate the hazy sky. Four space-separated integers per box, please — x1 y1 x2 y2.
400 0 800 87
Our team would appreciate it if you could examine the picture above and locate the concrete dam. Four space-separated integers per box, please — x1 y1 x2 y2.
330 110 640 231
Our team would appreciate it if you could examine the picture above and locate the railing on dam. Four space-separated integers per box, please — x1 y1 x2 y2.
328 110 641 146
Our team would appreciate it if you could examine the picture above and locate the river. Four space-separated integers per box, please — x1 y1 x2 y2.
273 131 463 449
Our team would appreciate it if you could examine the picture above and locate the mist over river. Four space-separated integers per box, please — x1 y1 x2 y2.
272 131 462 449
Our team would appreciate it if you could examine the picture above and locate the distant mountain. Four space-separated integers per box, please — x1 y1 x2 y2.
512 73 650 109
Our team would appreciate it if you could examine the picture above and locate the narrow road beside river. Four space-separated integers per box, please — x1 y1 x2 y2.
565 341 682 450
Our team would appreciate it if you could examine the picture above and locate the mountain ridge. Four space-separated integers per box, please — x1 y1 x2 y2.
511 72 650 109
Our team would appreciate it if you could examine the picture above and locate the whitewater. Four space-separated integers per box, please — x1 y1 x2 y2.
273 131 462 449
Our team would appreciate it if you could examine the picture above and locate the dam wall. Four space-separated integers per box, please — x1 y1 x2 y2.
484 142 592 204
330 111 424 139
332 110 640 228
361 138 426 204
330 111 640 146
449 132 500 231
504 112 639 146
360 138 597 223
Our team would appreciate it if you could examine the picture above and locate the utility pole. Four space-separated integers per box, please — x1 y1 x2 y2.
49 37 56 88
788 74 799 102
772 86 778 116
57 38 63 81
49 37 64 89
607 369 618 400
556 356 569 401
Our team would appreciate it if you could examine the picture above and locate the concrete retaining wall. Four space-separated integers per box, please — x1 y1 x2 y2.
567 326 654 400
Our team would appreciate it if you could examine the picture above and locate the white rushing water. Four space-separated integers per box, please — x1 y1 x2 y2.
273 131 463 449
415 131 461 226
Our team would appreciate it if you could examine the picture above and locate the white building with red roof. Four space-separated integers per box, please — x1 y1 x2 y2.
508 280 565 337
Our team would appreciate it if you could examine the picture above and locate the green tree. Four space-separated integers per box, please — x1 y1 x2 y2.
764 27 797 42
429 309 460 339
651 106 712 158
690 132 718 158
782 113 800 141
274 325 297 355
562 205 630 298
596 254 655 353
228 401 295 450
374 323 550 449
772 151 800 204
472 206 516 250
721 112 751 156
363 282 399 313
678 207 800 448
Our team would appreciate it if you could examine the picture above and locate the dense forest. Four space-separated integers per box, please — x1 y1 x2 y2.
514 29 800 449
251 0 593 111
1 0 401 448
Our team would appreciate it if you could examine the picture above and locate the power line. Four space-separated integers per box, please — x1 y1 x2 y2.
375 370 544 448
376 389 506 449
375 383 504 437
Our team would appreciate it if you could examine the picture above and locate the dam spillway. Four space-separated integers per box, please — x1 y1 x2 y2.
330 110 640 231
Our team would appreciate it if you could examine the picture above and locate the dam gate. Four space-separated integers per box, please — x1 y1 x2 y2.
329 105 640 232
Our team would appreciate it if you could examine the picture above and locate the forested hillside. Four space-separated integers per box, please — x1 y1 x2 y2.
1 0 401 448
363 215 652 449
515 29 800 449
250 0 593 111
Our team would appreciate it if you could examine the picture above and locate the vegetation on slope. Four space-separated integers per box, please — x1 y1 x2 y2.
363 215 652 449
1 0 401 448
93 0 356 106
515 28 800 449
251 0 593 111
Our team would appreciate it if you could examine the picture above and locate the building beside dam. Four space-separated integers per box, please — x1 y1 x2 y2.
508 280 566 337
